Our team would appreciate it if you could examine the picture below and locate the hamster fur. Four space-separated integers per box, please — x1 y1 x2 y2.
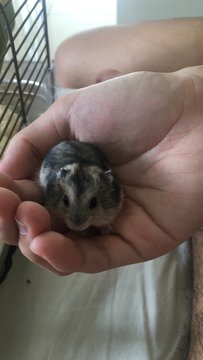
38 140 123 231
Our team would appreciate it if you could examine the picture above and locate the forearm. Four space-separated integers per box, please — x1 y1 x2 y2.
128 18 203 73
188 231 203 359
55 17 203 88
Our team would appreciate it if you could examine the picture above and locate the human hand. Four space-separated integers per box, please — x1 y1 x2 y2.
1 67 203 274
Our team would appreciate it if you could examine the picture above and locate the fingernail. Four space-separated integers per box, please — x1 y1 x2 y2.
30 239 46 259
15 218 27 236
30 240 40 255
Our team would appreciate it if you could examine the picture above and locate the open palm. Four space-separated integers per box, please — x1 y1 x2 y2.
1 69 203 274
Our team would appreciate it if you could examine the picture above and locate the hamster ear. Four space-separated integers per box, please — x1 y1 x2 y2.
57 167 70 179
104 169 114 183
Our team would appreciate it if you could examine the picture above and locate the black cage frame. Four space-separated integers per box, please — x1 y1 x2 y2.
0 0 52 157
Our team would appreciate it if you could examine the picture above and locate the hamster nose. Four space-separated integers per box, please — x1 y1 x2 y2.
70 214 84 226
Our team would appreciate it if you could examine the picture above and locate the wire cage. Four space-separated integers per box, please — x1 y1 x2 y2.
0 0 53 158
0 0 53 280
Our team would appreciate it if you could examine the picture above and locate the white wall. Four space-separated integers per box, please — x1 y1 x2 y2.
117 0 203 23
45 0 117 60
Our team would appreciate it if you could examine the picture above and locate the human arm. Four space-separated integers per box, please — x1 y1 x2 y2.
55 18 203 88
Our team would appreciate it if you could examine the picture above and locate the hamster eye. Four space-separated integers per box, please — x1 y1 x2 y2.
89 197 97 209
63 195 69 207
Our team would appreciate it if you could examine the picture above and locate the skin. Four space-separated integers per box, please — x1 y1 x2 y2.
0 66 203 276
55 18 203 88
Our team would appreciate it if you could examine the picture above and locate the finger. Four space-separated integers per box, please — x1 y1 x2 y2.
0 91 79 179
30 232 110 274
0 188 21 245
29 226 145 274
15 201 65 275
0 172 42 202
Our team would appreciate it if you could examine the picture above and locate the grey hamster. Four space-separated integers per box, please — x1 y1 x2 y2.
38 140 123 231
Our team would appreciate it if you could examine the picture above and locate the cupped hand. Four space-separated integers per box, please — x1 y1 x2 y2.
1 68 203 274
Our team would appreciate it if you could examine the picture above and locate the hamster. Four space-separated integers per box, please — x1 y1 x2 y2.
38 140 123 231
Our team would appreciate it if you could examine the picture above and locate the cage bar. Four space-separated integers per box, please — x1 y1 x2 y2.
0 0 52 159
